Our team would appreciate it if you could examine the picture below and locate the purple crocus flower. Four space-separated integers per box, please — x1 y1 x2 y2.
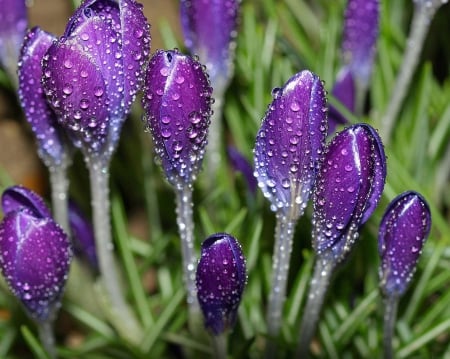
312 123 386 262
69 200 98 271
0 0 27 84
379 191 431 296
42 0 151 160
196 233 246 335
0 186 72 322
254 70 328 218
142 49 213 187
18 27 70 168
328 0 379 133
227 146 257 194
180 0 240 87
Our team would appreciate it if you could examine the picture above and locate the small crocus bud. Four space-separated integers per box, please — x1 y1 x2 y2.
42 0 151 160
18 27 70 168
328 68 355 132
312 123 386 261
69 200 98 271
142 49 212 188
253 70 327 219
227 146 257 194
0 186 72 322
196 233 246 335
378 191 431 297
0 0 27 84
180 0 240 87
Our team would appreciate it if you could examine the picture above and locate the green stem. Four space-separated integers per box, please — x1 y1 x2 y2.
38 320 56 359
175 184 201 321
380 1 443 143
211 333 228 359
383 295 399 359
88 158 142 343
265 213 296 358
48 163 70 233
296 256 335 358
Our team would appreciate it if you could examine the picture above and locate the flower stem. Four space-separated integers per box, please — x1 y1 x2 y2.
265 213 296 358
38 320 56 359
380 1 442 143
211 333 228 359
88 158 142 343
175 183 201 323
383 295 399 359
296 256 334 358
48 162 70 233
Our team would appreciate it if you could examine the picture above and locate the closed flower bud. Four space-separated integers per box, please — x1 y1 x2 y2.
312 123 386 261
196 233 246 335
142 49 212 188
42 0 151 159
0 186 72 322
180 0 240 86
18 27 70 168
379 191 431 296
254 70 328 218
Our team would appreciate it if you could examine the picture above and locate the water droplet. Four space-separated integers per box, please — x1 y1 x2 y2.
160 67 170 76
94 87 104 97
64 59 73 69
344 164 353 172
63 84 73 95
290 101 301 112
161 129 171 138
80 99 90 109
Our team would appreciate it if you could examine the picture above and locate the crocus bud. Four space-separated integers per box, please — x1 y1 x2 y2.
0 0 27 84
42 0 151 160
253 70 327 218
196 233 246 335
180 0 240 87
0 186 72 322
69 200 98 270
1 184 51 218
227 146 258 194
379 191 431 297
328 68 355 132
142 49 213 188
18 27 71 168
312 123 386 261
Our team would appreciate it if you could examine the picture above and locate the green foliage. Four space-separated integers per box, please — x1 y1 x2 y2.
1 0 449 357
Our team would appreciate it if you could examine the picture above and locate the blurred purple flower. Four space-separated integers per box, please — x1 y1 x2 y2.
196 233 246 335
312 123 386 262
180 0 240 87
42 0 151 160
379 191 431 296
69 200 98 271
142 49 213 188
254 70 327 218
328 0 379 133
0 186 72 322
0 0 27 83
227 146 257 194
18 27 71 167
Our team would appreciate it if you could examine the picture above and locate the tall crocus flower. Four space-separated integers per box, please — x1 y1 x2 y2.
18 26 72 232
328 0 379 133
253 70 327 351
378 191 431 359
180 0 241 177
142 49 212 323
0 0 27 87
196 233 246 358
297 123 386 356
0 186 72 358
42 0 151 342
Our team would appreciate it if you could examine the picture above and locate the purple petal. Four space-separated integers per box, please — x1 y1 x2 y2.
142 50 212 187
0 210 72 322
227 146 257 194
378 191 431 296
196 233 246 335
328 67 355 134
312 124 385 259
180 0 240 85
0 0 27 78
69 200 98 271
18 27 70 167
2 185 52 219
253 70 327 217
342 0 379 85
